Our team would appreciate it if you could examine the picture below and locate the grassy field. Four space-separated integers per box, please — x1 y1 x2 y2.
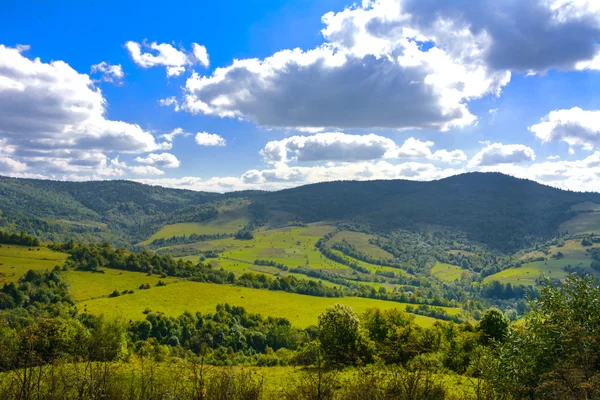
79 278 459 328
431 262 467 282
559 212 600 234
66 269 179 302
329 231 394 260
190 225 348 271
0 245 67 284
486 240 599 285
143 202 252 244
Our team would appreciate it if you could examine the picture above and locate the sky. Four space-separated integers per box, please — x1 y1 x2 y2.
2 0 600 193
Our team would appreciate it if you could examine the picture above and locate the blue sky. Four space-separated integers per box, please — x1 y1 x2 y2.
2 0 600 192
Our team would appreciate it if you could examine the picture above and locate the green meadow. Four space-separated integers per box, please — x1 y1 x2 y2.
79 277 457 328
431 262 467 282
0 243 460 328
486 239 600 285
559 211 600 234
329 230 394 259
0 244 67 284
143 202 252 244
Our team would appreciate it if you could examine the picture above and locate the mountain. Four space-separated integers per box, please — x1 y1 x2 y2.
0 173 598 251
257 173 600 250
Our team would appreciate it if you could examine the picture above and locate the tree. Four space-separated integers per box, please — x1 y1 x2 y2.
485 275 600 399
478 308 509 343
318 304 360 365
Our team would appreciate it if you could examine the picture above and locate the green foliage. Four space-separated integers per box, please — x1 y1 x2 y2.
477 308 509 343
318 304 361 365
260 173 599 252
0 230 40 247
485 274 600 399
235 228 254 240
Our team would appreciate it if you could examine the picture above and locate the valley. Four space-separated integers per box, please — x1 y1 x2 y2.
2 173 600 399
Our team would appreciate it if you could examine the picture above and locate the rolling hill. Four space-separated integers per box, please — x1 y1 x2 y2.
1 172 599 251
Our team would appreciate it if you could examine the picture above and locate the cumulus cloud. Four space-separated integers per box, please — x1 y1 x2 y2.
195 132 226 146
399 0 600 73
130 165 165 176
125 40 209 77
529 107 600 150
160 128 189 142
0 44 170 179
135 153 180 168
0 156 28 173
259 132 463 165
192 44 210 68
431 149 467 164
90 62 124 83
478 151 600 192
158 97 181 111
260 132 397 163
178 0 522 131
173 0 600 132
137 160 462 192
469 143 536 167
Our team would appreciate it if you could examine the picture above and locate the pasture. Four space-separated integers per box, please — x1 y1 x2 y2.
431 262 468 282
330 230 394 260
143 202 251 244
559 210 600 234
79 278 459 328
0 244 67 284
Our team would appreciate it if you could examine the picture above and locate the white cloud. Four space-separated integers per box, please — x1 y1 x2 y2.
529 107 600 150
158 97 181 111
259 132 465 165
0 156 28 173
431 149 467 164
548 155 561 160
178 0 512 131
400 0 600 73
90 62 124 83
137 160 462 192
394 137 434 158
478 151 600 192
171 0 600 132
0 44 168 178
135 153 180 168
130 165 165 176
195 132 226 146
260 132 397 163
160 127 189 142
125 40 209 77
192 43 210 68
469 143 536 167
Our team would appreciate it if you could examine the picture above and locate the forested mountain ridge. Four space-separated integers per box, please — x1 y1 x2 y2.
0 173 598 251
258 173 600 250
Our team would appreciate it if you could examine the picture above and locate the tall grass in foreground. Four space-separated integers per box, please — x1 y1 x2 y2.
0 357 492 400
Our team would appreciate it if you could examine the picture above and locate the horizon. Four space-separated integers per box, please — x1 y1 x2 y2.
1 170 593 195
2 0 600 192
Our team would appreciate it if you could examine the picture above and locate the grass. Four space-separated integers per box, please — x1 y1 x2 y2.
143 203 251 244
559 210 600 234
66 269 179 302
431 262 467 282
196 225 348 271
0 245 67 284
79 278 459 328
330 231 394 260
486 240 600 285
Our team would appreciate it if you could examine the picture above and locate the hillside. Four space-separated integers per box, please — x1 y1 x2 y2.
2 173 598 252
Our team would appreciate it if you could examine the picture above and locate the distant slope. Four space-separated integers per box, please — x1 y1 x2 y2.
256 173 600 251
0 176 224 244
2 173 599 251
